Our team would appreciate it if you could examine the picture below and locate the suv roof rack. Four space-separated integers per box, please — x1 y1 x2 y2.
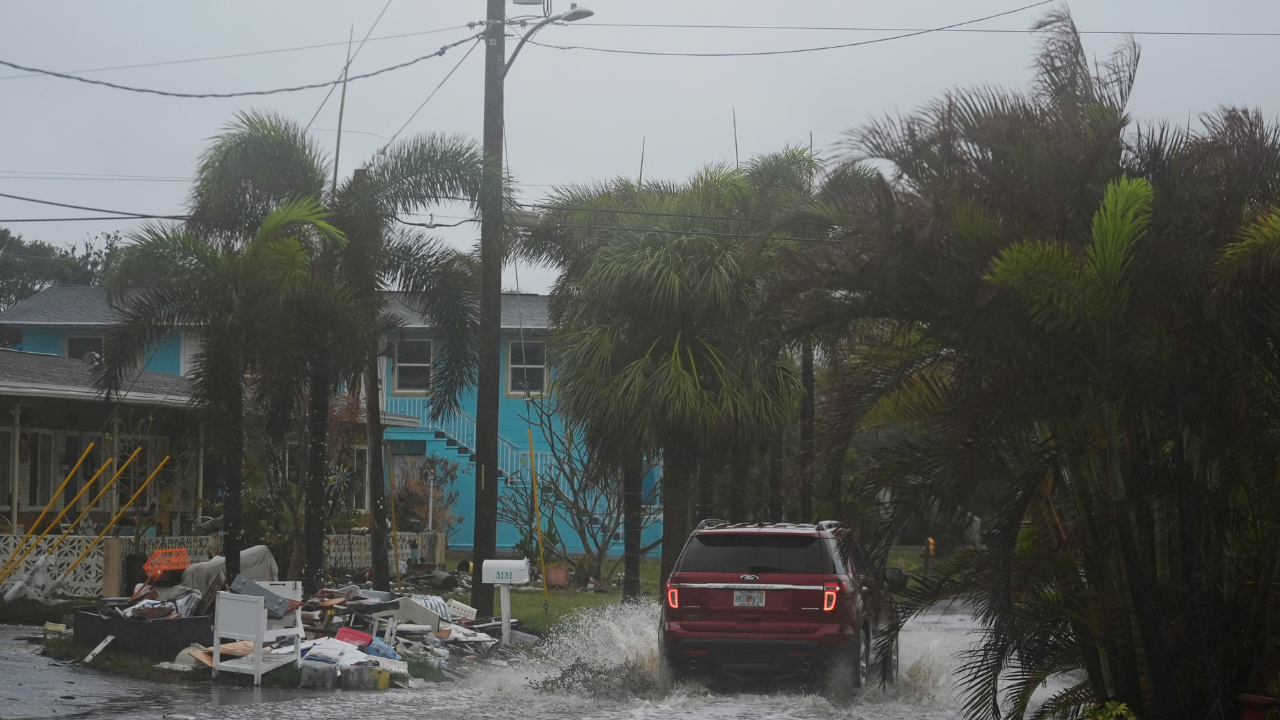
816 520 842 531
696 518 729 530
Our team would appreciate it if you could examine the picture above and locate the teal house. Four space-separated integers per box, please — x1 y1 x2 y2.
0 286 662 559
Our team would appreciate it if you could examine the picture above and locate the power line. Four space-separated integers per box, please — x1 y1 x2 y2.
0 30 483 99
529 0 1054 58
544 222 836 244
306 1 394 131
577 22 1280 38
384 39 481 149
0 170 188 180
0 191 184 219
0 24 475 82
0 176 188 183
0 217 179 223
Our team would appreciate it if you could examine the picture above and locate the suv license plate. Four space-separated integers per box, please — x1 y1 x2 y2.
733 590 766 607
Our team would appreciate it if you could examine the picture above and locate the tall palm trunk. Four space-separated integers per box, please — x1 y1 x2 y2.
303 359 332 593
799 340 815 521
223 386 245 580
697 459 715 520
728 453 748 523
364 356 391 591
622 453 643 601
768 442 783 522
661 447 694 582
1105 402 1185 720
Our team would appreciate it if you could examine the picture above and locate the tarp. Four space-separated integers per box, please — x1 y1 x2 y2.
181 545 277 592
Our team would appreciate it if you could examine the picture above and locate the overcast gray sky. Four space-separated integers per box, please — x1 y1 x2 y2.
2 0 1277 293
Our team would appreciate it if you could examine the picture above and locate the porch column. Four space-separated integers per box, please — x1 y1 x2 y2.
195 424 204 514
9 405 17 534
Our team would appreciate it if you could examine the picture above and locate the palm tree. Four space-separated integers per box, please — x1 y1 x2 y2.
98 199 342 580
531 163 802 582
774 9 1280 716
186 111 484 590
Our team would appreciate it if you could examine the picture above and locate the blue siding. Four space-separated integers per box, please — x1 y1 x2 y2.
383 328 664 558
21 327 182 375
21 327 62 355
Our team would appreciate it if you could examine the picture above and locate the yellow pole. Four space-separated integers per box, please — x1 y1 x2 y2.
60 456 169 583
48 447 142 553
0 443 94 578
384 446 401 592
0 458 114 586
528 428 548 609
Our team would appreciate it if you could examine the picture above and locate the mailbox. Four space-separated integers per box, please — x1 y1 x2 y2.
481 559 531 585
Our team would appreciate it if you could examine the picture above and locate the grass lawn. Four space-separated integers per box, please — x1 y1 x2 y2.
444 554 665 636
0 597 94 625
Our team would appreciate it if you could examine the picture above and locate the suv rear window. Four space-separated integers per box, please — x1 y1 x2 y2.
676 534 837 574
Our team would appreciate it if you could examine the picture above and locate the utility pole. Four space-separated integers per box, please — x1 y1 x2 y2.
471 0 506 617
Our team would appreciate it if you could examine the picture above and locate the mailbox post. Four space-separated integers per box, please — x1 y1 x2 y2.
481 558 530 644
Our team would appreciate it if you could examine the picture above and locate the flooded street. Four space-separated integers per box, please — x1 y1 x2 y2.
0 600 1033 720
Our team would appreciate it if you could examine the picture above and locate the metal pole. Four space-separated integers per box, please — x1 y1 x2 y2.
471 0 505 618
500 582 511 644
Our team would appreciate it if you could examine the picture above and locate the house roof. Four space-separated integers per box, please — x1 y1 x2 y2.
0 286 120 326
0 349 192 408
363 292 550 330
0 286 551 330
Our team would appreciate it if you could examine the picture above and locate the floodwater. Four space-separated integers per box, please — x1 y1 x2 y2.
0 600 1070 720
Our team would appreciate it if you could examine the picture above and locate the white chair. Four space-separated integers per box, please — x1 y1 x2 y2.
258 580 304 666
212 582 303 685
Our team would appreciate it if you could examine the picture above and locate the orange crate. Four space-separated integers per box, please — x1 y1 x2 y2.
143 548 190 581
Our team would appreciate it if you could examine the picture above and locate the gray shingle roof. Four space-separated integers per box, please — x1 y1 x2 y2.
382 292 549 330
0 349 191 406
0 286 551 330
0 286 117 325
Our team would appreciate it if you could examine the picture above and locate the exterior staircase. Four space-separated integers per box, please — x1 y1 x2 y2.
383 396 553 483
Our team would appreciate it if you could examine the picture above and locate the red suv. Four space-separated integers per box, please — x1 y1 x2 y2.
659 520 897 687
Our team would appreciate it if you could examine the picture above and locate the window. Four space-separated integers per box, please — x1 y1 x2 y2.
24 431 54 508
394 340 432 392
180 332 204 377
508 341 545 395
675 534 839 575
66 336 103 361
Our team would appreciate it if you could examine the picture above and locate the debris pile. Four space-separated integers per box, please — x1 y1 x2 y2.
65 546 537 688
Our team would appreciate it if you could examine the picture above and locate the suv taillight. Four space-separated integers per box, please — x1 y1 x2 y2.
666 579 679 609
823 582 839 611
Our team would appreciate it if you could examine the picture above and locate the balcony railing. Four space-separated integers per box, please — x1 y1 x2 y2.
382 396 553 480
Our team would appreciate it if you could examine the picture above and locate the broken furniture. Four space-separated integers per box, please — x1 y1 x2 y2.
73 602 212 662
212 588 300 685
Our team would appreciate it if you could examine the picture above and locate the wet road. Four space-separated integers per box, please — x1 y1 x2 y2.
0 601 1060 720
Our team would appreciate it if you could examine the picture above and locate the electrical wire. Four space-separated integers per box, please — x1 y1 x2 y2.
306 1 394 131
0 191 185 219
0 30 484 99
528 0 1053 58
0 24 475 82
577 22 1280 37
0 217 178 223
541 222 837 244
383 39 480 149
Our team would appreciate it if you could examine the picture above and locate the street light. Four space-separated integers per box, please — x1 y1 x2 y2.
505 4 594 78
471 0 592 617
